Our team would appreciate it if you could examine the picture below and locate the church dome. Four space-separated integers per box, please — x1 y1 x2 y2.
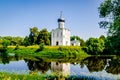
58 11 65 22
58 18 65 22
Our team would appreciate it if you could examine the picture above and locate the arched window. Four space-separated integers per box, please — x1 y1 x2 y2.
56 41 59 45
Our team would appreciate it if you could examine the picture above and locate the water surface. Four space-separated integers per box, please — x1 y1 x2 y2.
0 54 120 79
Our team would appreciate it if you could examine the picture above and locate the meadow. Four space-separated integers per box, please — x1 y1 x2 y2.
5 45 88 58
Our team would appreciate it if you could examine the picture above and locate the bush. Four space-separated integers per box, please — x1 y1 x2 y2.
14 44 19 50
2 39 10 48
84 38 105 55
36 43 45 52
39 43 45 51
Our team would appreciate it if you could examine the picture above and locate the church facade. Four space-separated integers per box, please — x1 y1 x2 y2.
51 14 70 46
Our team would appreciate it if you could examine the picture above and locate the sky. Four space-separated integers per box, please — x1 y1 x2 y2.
0 0 106 40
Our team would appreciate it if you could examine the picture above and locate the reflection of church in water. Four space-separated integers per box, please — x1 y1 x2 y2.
51 62 70 76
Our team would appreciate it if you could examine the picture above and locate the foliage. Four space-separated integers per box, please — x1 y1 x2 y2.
83 38 105 55
2 39 10 48
99 35 106 40
0 27 51 47
23 36 30 47
29 27 39 45
28 27 50 45
0 72 45 80
58 46 87 57
37 28 50 45
103 36 120 54
36 43 45 52
14 44 19 50
0 36 24 46
99 0 120 54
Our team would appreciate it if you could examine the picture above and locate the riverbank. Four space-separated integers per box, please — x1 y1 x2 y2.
4 46 88 58
0 72 45 80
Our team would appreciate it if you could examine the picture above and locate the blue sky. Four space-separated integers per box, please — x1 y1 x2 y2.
0 0 106 40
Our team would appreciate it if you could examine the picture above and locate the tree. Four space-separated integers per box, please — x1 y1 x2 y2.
99 35 105 40
99 0 120 54
84 38 105 55
36 43 45 51
29 27 39 45
2 39 10 48
37 28 50 45
0 38 3 46
11 37 24 45
23 36 30 47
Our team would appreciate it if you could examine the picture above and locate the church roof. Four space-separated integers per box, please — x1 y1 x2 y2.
58 18 65 22
58 11 65 22
71 38 80 43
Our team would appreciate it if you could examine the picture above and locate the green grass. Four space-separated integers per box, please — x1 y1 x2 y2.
1 72 119 80
0 72 45 80
6 45 88 58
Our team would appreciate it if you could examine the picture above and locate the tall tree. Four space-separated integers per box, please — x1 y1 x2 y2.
23 36 30 46
29 27 39 45
37 28 50 45
99 0 120 54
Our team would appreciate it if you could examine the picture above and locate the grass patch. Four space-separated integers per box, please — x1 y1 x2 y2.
4 45 88 58
0 72 45 80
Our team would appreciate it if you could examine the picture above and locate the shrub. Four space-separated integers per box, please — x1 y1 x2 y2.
39 43 45 51
2 39 10 48
36 43 45 52
14 44 19 50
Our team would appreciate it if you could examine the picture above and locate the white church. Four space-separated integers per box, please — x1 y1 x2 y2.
51 13 70 46
51 13 80 46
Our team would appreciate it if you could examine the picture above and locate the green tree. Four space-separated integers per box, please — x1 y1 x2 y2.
84 38 105 55
37 28 50 45
23 36 30 47
39 43 45 51
99 35 105 40
99 0 120 54
2 39 10 48
0 38 3 46
14 44 19 50
29 27 39 45
11 37 24 45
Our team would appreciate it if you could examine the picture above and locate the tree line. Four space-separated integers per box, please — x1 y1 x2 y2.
0 27 51 47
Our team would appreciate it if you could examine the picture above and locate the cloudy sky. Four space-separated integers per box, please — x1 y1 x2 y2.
0 0 106 40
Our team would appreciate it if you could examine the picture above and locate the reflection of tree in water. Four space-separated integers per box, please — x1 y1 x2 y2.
82 57 107 72
25 58 50 74
106 57 120 74
1 52 9 64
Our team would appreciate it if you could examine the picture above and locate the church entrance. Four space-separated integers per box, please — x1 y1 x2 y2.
56 41 59 46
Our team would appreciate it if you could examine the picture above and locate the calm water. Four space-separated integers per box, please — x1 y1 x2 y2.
0 53 120 80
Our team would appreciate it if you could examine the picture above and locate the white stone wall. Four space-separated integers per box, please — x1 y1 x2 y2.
62 29 70 46
51 28 70 46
